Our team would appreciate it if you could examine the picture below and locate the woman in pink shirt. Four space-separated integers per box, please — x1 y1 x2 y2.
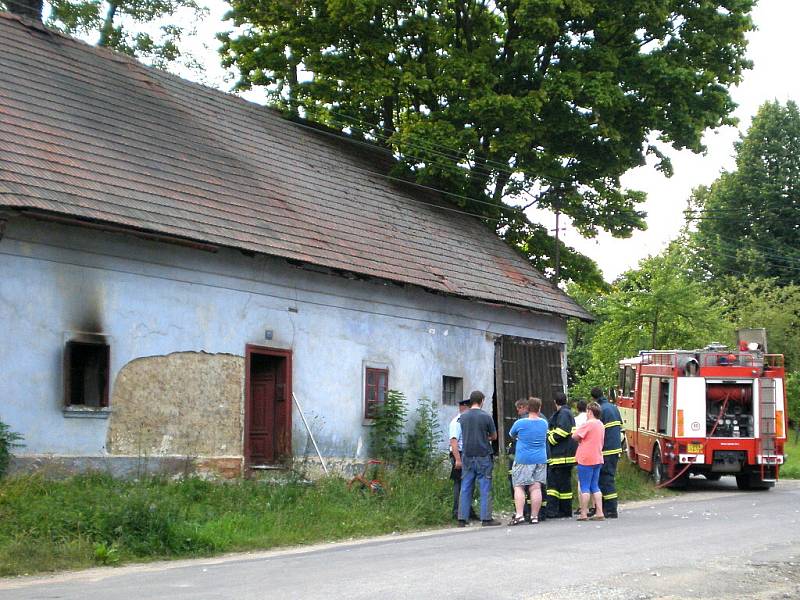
572 401 605 521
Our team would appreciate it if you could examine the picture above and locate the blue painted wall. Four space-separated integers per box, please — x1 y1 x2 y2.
0 217 567 465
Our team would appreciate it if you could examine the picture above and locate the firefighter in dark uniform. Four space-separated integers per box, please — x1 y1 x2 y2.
545 391 577 519
592 386 622 518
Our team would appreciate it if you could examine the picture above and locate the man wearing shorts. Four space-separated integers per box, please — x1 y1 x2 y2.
507 397 548 525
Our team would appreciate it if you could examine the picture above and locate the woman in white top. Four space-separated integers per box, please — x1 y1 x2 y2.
574 399 588 427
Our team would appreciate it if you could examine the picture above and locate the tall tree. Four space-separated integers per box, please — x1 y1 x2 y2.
220 0 754 282
571 244 729 397
1 0 206 70
716 277 800 370
688 101 800 285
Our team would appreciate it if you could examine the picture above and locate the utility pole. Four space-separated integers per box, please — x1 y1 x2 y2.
554 206 561 282
551 185 567 283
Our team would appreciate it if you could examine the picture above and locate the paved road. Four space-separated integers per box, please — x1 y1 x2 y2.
2 479 800 600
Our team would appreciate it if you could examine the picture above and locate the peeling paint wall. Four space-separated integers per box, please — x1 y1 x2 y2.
107 352 243 457
0 217 569 475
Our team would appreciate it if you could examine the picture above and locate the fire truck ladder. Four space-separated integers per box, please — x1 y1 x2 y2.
758 378 778 482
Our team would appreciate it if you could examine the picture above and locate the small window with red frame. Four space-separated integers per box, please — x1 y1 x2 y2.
364 367 388 419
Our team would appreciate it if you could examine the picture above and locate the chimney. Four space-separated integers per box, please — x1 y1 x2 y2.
5 0 43 20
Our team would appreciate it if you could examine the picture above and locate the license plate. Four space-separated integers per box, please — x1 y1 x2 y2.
687 443 703 454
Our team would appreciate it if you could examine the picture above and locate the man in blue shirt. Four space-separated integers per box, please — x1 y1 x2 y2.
508 397 549 525
457 390 501 527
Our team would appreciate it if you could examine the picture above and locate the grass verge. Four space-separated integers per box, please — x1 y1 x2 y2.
0 459 674 577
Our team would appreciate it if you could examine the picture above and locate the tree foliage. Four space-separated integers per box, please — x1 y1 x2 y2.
221 0 754 283
715 277 800 371
570 244 729 398
688 101 800 285
0 0 208 69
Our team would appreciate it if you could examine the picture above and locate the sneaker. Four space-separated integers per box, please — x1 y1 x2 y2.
481 519 502 527
457 520 468 528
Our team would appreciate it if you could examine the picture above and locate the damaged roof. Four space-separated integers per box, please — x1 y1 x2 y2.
0 13 592 320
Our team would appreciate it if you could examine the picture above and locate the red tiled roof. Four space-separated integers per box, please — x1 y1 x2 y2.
0 13 592 320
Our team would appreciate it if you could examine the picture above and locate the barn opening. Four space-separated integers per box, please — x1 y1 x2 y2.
494 336 565 450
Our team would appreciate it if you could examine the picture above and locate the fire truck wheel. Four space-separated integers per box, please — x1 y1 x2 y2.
736 473 774 491
652 447 665 485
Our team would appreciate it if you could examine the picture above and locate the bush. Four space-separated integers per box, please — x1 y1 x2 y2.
404 397 443 470
785 371 799 429
0 420 23 479
369 390 408 463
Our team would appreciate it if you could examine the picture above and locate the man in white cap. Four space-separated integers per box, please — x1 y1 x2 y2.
449 397 478 520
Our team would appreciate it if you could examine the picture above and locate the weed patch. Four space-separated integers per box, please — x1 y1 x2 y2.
0 457 674 577
782 434 800 479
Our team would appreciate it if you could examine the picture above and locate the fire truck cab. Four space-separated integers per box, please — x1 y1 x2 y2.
616 335 788 490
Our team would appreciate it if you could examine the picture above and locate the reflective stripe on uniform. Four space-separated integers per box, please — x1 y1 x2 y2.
602 492 618 500
604 420 622 429
602 448 623 456
547 488 560 498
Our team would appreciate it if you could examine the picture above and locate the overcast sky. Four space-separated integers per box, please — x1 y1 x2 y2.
186 0 798 282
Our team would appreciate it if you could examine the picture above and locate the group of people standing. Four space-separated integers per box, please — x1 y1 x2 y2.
449 387 622 526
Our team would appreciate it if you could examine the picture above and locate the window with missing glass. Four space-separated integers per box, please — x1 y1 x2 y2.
64 338 110 408
442 376 463 406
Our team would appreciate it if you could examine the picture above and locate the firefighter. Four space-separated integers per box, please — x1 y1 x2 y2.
592 386 622 518
545 391 577 519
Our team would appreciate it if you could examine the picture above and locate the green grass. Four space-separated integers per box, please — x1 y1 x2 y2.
781 433 800 479
0 459 674 577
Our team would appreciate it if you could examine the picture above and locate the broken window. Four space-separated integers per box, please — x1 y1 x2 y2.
442 376 463 406
364 367 388 419
64 339 110 407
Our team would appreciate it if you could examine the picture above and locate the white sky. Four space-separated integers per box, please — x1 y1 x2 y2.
182 0 799 282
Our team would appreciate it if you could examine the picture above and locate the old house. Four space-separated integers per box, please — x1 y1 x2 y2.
0 12 591 478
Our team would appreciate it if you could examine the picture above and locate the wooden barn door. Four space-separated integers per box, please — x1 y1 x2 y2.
495 336 565 451
245 346 292 467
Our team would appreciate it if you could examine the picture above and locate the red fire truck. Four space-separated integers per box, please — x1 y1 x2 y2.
615 333 788 490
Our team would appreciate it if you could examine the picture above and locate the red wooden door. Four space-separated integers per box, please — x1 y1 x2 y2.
249 362 278 465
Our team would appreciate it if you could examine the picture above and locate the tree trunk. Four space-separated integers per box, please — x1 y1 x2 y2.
287 52 299 117
98 2 119 48
651 309 660 350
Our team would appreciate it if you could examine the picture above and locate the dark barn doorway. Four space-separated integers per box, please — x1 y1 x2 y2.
245 346 292 467
494 336 565 451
